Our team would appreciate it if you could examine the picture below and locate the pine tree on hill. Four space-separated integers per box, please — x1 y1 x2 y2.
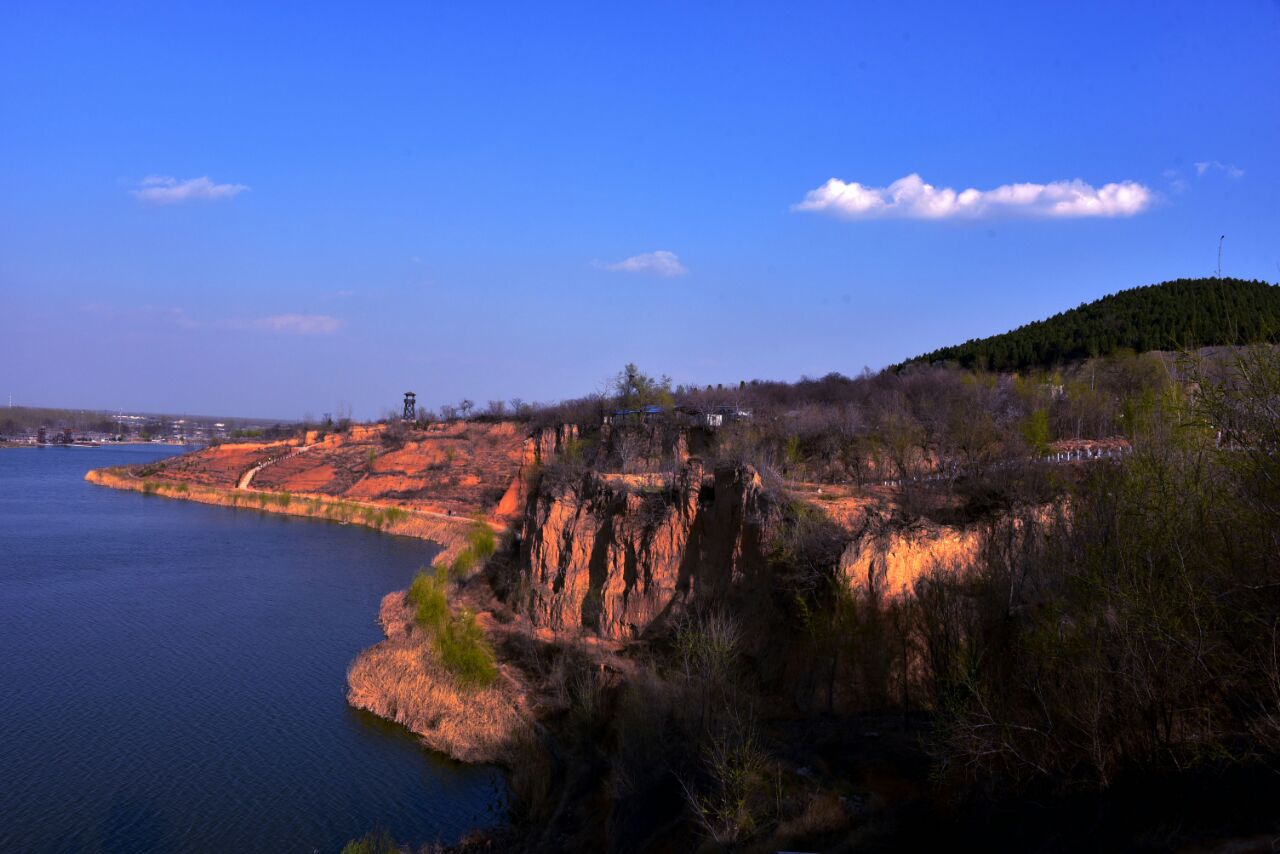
901 278 1280 372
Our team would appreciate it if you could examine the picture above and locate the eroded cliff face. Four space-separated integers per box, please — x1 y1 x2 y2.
514 459 771 639
510 445 1025 638
492 423 579 521
835 506 1056 597
837 521 984 597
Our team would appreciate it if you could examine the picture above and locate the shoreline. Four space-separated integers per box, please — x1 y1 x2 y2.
85 466 477 562
2 441 195 450
9 448 507 850
86 461 542 771
87 461 536 770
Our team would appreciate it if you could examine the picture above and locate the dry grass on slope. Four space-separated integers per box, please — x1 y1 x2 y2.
346 592 528 765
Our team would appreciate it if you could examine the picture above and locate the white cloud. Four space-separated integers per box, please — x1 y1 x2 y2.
1194 160 1244 178
78 303 339 335
248 314 341 335
1162 168 1189 194
791 173 1154 220
595 250 688 277
133 175 249 205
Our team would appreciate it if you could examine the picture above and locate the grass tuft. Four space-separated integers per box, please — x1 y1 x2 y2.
407 565 451 633
436 609 498 688
450 548 477 575
404 561 498 689
467 520 496 560
340 828 398 854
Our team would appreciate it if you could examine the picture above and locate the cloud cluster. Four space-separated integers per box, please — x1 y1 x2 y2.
792 173 1154 220
248 314 341 335
596 250 688 277
82 304 341 336
1194 160 1244 178
133 175 249 205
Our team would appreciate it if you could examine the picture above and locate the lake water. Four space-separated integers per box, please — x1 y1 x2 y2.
0 445 505 852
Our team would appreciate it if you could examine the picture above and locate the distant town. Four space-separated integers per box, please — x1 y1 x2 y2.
0 404 295 447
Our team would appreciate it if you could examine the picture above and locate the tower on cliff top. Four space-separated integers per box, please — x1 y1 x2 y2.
402 392 416 422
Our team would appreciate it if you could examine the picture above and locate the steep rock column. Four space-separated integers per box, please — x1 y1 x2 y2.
515 459 772 641
521 477 601 633
596 457 704 637
494 423 580 523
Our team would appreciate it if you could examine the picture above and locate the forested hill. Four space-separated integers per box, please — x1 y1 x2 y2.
902 278 1280 372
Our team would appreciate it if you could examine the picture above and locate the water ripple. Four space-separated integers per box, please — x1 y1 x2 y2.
0 447 505 853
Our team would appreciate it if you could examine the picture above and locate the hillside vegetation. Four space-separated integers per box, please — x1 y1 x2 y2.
903 277 1280 371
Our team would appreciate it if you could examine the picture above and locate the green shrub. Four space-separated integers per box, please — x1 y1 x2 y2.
466 521 496 560
406 564 498 688
451 547 478 576
407 565 450 633
1020 408 1051 454
436 609 498 688
330 501 359 522
340 828 398 854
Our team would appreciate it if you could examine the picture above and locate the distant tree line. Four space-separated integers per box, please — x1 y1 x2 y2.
0 407 120 436
902 278 1280 372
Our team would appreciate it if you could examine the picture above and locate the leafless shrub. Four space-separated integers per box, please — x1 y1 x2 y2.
680 707 770 845
673 609 742 688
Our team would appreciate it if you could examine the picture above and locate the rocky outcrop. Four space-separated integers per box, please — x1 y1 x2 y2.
530 423 579 462
492 424 580 521
346 592 528 765
836 507 1055 597
515 459 771 639
837 520 983 597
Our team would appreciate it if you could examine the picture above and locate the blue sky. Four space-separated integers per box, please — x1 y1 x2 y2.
2 1 1277 419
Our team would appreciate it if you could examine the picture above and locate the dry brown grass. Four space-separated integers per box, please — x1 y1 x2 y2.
769 792 852 843
346 592 528 765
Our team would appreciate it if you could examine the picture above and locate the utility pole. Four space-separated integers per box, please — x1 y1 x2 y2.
1217 234 1226 279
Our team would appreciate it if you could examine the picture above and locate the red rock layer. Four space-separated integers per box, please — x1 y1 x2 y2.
516 459 771 640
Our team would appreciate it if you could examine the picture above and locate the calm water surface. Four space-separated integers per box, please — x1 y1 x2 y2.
0 445 505 852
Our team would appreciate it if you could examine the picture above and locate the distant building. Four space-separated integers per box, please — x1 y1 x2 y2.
606 404 752 429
